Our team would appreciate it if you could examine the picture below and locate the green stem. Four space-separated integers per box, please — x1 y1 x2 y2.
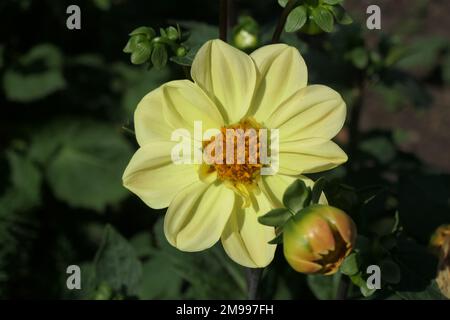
271 0 298 43
336 274 350 300
121 125 135 136
219 0 229 42
245 268 263 300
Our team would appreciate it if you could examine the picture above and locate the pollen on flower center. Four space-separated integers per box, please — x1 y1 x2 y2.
204 117 264 186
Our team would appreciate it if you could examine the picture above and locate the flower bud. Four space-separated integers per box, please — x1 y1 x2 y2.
430 224 450 298
233 29 258 51
166 26 180 41
176 46 187 57
283 204 357 275
232 16 259 51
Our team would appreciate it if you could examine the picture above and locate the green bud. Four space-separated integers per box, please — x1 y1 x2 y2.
233 29 258 51
176 46 187 57
130 40 152 65
166 26 179 41
123 34 147 53
232 16 259 51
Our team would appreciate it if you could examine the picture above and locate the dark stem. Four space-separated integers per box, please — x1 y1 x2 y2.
228 0 236 31
245 268 263 300
271 0 297 43
348 73 367 161
219 0 229 42
336 274 350 300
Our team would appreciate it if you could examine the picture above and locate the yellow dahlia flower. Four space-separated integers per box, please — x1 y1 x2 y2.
123 39 347 268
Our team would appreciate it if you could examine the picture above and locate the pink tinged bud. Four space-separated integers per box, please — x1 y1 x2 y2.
283 205 357 275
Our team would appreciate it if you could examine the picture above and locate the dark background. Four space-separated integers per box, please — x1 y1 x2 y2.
0 0 449 299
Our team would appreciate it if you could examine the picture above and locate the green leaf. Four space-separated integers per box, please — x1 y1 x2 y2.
392 237 445 299
311 177 327 204
330 5 352 25
19 44 63 67
159 28 167 38
94 225 142 295
396 36 448 73
0 150 42 215
395 281 446 300
349 47 369 69
70 262 97 299
312 6 334 33
340 252 360 276
130 232 153 258
324 180 358 214
258 208 292 227
278 0 290 7
323 0 343 5
34 120 133 211
3 44 66 102
93 0 112 11
3 70 66 103
130 40 152 65
350 272 377 297
307 273 341 300
283 179 312 213
6 151 42 206
151 43 168 69
285 6 307 33
380 259 401 284
268 231 284 244
150 218 247 299
359 136 396 164
138 256 183 299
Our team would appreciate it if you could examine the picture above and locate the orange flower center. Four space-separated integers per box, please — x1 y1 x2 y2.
204 118 263 186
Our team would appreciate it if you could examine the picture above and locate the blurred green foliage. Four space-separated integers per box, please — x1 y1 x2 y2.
0 0 449 300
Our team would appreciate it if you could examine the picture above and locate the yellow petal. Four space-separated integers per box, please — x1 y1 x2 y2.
191 39 257 124
122 141 199 209
134 86 176 146
258 174 327 208
164 182 235 251
161 80 224 133
221 190 276 268
249 44 308 122
266 85 346 142
278 138 348 175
